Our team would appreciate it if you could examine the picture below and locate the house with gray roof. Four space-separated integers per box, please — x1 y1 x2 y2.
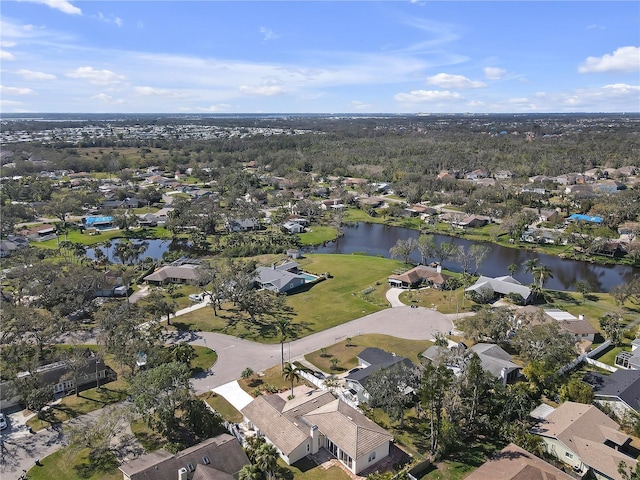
144 263 203 286
345 348 414 403
241 390 393 475
531 402 637 480
583 369 640 417
119 433 249 480
465 275 532 304
255 265 305 293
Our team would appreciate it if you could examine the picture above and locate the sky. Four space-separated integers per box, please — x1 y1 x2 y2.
1 0 639 114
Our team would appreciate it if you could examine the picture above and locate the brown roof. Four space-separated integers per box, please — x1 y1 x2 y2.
557 319 598 335
119 434 249 480
144 264 201 282
242 390 392 460
388 265 447 286
534 402 636 480
464 443 573 480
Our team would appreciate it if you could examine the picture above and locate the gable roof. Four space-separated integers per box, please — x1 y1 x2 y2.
470 343 521 378
533 402 636 479
255 266 304 291
119 434 249 480
144 264 201 282
388 265 447 286
584 369 640 412
241 390 392 460
464 443 573 480
466 275 532 301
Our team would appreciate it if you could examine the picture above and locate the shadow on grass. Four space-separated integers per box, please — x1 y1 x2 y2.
290 457 317 473
73 451 119 478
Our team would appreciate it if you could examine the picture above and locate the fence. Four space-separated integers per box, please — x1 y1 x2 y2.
556 340 614 376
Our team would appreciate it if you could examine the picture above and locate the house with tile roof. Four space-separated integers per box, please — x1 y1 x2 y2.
241 390 393 474
583 369 640 418
119 433 249 480
144 263 203 286
464 443 574 480
531 401 637 480
387 265 448 289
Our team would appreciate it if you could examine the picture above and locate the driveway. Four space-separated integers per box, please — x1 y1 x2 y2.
213 382 254 412
186 305 454 394
385 287 405 307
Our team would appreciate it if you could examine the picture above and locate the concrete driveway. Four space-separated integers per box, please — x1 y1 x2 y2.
186 305 454 394
213 382 254 412
385 287 405 307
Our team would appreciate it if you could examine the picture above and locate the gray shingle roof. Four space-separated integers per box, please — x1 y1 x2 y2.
584 369 640 412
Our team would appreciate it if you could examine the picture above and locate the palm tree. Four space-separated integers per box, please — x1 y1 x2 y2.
281 362 311 398
238 465 262 480
274 317 295 371
508 263 519 276
254 443 278 480
532 264 553 289
523 258 539 282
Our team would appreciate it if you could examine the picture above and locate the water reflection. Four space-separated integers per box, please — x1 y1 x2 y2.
309 222 639 292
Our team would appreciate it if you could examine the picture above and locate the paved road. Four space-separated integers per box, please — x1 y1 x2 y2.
184 305 454 394
385 287 405 307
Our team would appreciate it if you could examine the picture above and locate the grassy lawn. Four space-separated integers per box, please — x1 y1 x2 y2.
399 287 480 315
543 290 638 327
191 346 218 374
27 447 122 480
175 254 405 341
27 376 129 431
33 226 173 249
593 343 631 366
238 364 311 396
131 418 165 452
201 391 243 423
298 225 338 245
305 334 433 373
284 457 353 480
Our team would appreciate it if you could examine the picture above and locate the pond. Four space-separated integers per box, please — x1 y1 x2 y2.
308 222 639 293
86 239 191 263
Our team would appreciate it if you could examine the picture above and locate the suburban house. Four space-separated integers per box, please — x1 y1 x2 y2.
0 237 28 257
17 223 57 241
254 263 306 293
344 348 414 404
494 170 514 180
456 214 491 229
320 199 345 210
144 263 203 286
543 309 598 343
421 343 521 386
225 218 260 232
583 369 640 417
241 389 393 475
1 354 112 410
387 265 448 289
119 433 249 480
282 221 305 234
464 443 574 480
94 272 128 297
403 204 436 217
530 401 637 480
465 275 532 304
520 228 560 245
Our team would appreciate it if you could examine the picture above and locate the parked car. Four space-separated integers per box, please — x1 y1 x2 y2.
188 293 204 302
0 413 7 430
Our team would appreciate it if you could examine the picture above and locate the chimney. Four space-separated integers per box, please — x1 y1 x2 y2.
178 467 188 480
436 265 442 273
310 425 319 454
578 314 584 320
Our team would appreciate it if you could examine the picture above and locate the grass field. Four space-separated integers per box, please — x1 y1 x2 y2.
238 364 312 396
305 334 433 373
27 447 122 480
201 391 243 423
399 287 480 315
298 225 338 245
174 254 405 342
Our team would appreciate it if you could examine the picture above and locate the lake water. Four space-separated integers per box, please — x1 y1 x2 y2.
308 222 639 293
86 239 184 263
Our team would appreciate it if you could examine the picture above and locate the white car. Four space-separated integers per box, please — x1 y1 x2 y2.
0 413 7 430
188 293 204 302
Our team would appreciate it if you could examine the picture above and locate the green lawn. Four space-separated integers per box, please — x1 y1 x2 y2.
201 391 243 423
238 364 311 396
298 225 338 246
27 447 122 480
543 290 638 327
399 287 480 315
33 226 173 249
191 346 218 374
305 334 433 373
283 457 353 480
175 254 405 341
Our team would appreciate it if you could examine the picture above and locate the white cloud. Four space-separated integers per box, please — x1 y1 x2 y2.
1 99 23 106
91 93 125 104
239 85 287 96
20 0 81 15
579 46 640 73
67 66 126 85
1 41 17 48
96 12 123 27
192 104 231 112
394 89 462 103
350 100 374 110
0 50 16 61
0 85 34 95
484 67 506 80
426 73 485 89
259 27 280 42
134 86 186 98
17 69 57 81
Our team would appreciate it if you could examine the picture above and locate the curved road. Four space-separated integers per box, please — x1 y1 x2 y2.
184 305 455 394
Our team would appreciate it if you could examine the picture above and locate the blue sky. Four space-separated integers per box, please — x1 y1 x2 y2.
1 1 639 113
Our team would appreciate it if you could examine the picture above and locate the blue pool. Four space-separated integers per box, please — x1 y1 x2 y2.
299 272 320 283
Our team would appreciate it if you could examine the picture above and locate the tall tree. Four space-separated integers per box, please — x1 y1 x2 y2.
367 362 419 428
417 234 436 265
254 443 279 480
389 237 417 265
419 359 453 458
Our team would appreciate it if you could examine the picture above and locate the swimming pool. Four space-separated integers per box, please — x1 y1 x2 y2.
299 272 320 283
